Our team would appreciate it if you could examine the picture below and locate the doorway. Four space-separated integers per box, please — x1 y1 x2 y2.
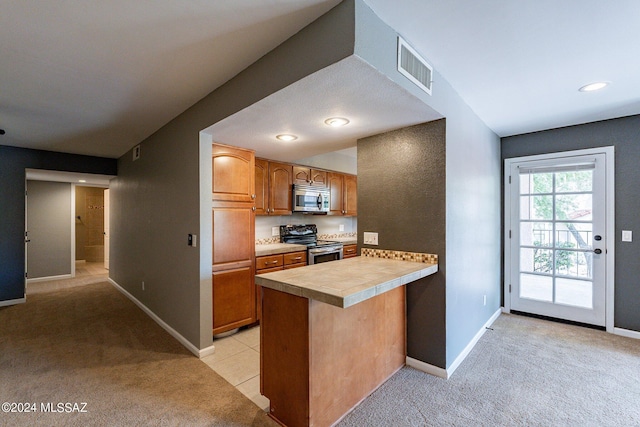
24 169 114 295
504 148 615 329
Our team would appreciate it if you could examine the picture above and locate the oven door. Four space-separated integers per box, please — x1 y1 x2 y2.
308 245 344 265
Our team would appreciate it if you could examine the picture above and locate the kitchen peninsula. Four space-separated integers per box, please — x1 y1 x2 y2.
255 250 438 427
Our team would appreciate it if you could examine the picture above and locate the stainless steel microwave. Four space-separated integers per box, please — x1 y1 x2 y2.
292 185 330 213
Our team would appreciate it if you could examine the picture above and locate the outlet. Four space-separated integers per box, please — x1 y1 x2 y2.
363 232 378 245
272 226 280 237
483 295 487 306
339 224 345 232
142 281 145 291
622 230 632 242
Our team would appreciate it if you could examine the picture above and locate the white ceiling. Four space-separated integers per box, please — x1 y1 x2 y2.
2 1 640 160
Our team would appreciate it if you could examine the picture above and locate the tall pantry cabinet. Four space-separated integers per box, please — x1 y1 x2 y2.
212 143 256 335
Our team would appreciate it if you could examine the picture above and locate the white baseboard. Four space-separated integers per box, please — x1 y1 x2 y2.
0 297 26 307
407 308 502 380
406 356 448 379
27 274 72 284
108 278 215 358
613 327 640 340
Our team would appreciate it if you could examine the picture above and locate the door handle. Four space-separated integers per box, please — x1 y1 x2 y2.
593 248 602 254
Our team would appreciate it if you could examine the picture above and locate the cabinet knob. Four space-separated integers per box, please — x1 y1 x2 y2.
252 206 256 212
251 194 256 199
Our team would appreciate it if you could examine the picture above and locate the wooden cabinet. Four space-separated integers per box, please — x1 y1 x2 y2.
343 174 357 216
328 172 357 216
255 250 307 321
343 244 358 258
212 143 256 335
256 159 293 215
256 251 307 273
293 166 327 188
212 144 255 203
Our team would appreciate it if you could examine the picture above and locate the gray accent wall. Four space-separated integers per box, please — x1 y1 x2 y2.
0 145 116 302
353 0 502 369
358 120 447 367
109 0 358 350
26 181 72 279
502 115 640 332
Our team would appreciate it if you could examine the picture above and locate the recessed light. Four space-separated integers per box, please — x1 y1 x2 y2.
78 180 86 183
276 134 298 142
579 81 609 92
324 117 350 127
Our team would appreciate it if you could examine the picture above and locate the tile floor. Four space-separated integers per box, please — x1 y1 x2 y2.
201 326 269 411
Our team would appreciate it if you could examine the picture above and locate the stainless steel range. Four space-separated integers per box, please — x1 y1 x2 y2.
280 224 343 265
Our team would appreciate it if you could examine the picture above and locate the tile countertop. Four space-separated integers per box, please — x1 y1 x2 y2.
255 243 307 257
255 256 438 308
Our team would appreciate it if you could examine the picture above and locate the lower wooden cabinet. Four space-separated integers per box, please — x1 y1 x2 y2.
256 251 307 321
343 244 358 258
212 265 255 335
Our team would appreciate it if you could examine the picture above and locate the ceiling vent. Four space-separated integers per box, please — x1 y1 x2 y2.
397 37 433 95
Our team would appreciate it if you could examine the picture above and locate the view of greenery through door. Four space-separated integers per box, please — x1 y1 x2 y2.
519 167 594 308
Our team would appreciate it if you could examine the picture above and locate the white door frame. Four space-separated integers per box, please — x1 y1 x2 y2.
504 146 615 333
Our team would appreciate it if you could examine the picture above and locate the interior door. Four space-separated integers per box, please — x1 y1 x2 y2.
506 152 608 326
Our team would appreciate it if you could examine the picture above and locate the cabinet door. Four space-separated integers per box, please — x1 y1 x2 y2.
343 174 357 216
327 172 344 216
293 166 327 188
269 162 293 215
212 204 256 334
213 266 255 334
310 169 327 188
255 158 269 215
293 166 311 186
212 143 255 203
212 205 254 267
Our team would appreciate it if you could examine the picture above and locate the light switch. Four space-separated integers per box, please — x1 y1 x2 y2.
622 230 632 242
363 232 378 245
339 224 345 232
272 226 280 237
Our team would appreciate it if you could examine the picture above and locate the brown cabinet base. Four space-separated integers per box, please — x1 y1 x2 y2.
260 286 406 427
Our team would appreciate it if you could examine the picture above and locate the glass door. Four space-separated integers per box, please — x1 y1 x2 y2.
507 153 607 326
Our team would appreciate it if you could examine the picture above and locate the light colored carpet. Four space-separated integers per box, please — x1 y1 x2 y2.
339 314 640 427
0 281 276 427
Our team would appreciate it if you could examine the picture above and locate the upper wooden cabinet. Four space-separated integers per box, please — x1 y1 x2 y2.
256 159 293 216
293 166 327 188
212 143 255 203
343 174 357 216
254 158 269 215
328 172 357 216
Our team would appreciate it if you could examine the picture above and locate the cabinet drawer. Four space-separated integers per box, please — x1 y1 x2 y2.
256 254 283 270
283 251 307 266
256 266 283 274
343 244 358 258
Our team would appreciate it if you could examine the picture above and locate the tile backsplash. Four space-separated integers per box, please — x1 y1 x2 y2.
255 215 357 242
361 248 438 264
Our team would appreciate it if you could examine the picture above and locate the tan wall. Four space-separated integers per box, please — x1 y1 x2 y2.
75 187 104 262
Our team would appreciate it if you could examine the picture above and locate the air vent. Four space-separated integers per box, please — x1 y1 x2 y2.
397 37 433 95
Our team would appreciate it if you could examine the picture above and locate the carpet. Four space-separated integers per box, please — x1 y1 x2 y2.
0 281 276 426
339 313 640 427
